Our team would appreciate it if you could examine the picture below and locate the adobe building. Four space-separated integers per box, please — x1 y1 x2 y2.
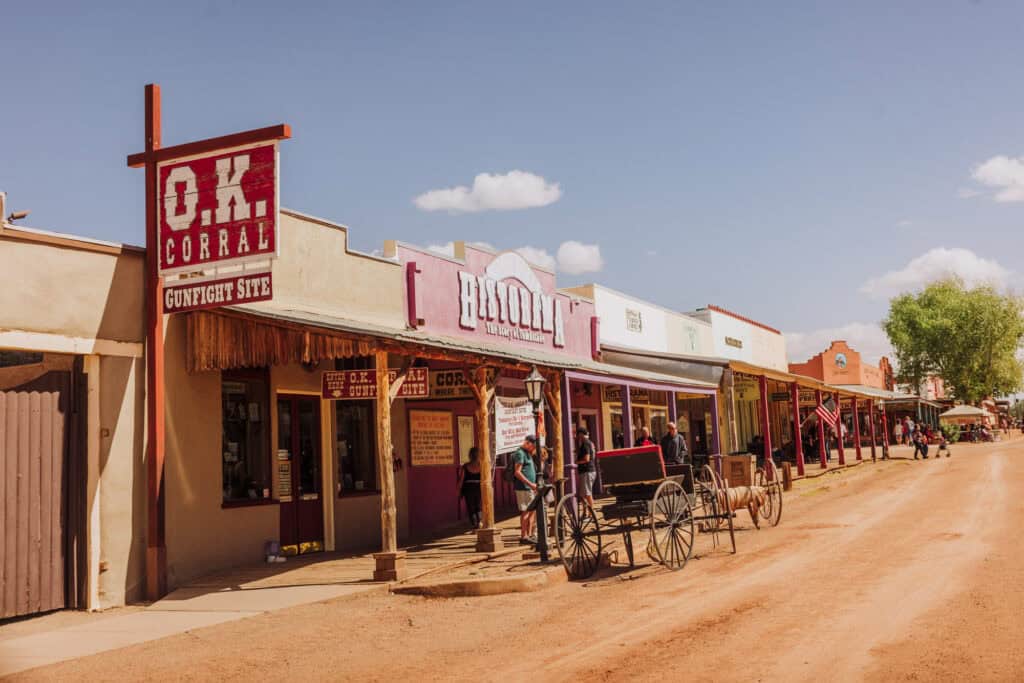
788 340 894 391
0 192 146 619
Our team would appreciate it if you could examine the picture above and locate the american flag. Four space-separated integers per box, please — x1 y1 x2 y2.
815 396 838 428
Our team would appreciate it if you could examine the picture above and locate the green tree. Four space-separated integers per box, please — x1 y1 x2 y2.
883 278 1024 402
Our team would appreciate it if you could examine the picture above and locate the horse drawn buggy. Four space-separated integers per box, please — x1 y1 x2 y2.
552 445 783 580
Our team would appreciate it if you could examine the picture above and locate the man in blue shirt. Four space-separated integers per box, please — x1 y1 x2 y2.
512 435 539 545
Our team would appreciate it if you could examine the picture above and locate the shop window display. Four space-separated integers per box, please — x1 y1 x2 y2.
336 402 376 494
221 369 271 503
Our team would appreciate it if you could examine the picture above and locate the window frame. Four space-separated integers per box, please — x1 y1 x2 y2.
335 399 380 498
220 366 275 509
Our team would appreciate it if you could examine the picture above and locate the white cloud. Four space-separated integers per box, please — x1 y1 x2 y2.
424 239 601 275
957 187 982 199
859 247 1012 297
971 155 1024 202
556 241 604 275
786 323 893 365
895 219 913 228
514 246 556 271
413 170 562 213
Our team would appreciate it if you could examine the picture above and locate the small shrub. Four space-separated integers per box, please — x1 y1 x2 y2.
940 423 960 443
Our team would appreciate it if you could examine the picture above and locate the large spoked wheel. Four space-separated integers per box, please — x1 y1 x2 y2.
753 468 783 527
649 480 695 571
554 494 602 579
698 465 725 532
762 480 783 526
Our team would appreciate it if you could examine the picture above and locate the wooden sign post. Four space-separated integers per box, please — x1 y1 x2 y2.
128 84 290 600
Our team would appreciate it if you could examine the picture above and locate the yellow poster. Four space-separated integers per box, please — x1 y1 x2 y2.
409 410 455 466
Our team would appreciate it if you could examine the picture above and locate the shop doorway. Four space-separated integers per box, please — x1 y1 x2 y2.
277 394 324 554
572 409 600 450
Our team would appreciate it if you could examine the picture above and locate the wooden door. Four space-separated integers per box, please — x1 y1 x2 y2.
277 395 324 554
0 371 76 618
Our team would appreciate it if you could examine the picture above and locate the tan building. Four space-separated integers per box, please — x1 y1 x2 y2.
161 210 411 587
0 193 146 618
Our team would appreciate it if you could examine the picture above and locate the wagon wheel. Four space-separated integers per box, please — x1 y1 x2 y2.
698 465 725 532
649 480 695 571
719 476 737 554
554 494 602 579
753 468 783 526
762 480 783 527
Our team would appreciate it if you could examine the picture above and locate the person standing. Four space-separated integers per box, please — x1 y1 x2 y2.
893 420 903 446
575 427 597 508
905 417 916 445
634 426 655 447
456 447 482 529
512 435 539 545
660 422 689 465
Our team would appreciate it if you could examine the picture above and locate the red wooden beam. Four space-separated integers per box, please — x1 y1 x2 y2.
790 382 804 476
852 397 863 461
816 389 827 469
127 123 291 168
835 392 846 466
868 399 877 462
757 375 773 478
142 84 167 600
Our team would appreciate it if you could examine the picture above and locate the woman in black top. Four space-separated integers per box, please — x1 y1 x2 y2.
457 447 482 528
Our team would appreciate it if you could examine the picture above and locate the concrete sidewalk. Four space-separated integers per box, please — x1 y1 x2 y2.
0 518 525 678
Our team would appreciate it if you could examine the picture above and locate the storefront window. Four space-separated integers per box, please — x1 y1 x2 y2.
336 402 377 494
221 369 271 503
610 408 626 449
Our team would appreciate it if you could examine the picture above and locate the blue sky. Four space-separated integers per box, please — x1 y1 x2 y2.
3 1 1022 362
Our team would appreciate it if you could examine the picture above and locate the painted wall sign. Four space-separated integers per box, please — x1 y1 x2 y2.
495 396 535 455
158 142 279 275
409 410 454 466
322 368 429 400
457 254 566 347
733 377 759 402
602 385 623 402
724 336 744 349
163 272 272 313
625 308 643 333
395 243 595 359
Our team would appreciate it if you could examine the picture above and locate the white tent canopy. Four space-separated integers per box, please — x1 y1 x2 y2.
939 405 994 419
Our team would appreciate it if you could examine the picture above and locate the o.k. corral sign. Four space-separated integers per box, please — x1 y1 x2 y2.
159 141 281 313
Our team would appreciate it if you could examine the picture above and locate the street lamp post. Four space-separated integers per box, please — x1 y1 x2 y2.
523 366 549 562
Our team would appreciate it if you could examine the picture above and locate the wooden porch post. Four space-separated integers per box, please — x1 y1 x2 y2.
790 382 805 476
543 370 564 498
815 389 827 469
372 349 406 581
852 397 863 461
868 400 877 461
469 367 501 552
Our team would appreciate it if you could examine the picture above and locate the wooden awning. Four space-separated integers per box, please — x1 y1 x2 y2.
186 310 375 373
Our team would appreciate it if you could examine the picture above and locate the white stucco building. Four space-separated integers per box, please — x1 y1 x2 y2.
684 305 788 371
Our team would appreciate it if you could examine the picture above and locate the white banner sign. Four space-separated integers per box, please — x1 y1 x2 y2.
495 396 535 455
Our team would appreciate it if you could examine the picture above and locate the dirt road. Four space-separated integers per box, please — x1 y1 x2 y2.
12 440 1024 682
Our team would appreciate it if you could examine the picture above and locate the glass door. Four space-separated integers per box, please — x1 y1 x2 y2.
277 394 324 554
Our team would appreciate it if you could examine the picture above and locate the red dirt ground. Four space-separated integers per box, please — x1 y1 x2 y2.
11 440 1024 682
